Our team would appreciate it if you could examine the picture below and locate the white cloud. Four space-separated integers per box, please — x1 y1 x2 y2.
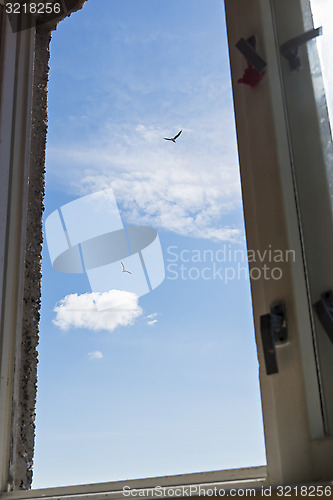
88 351 103 360
53 290 142 333
144 313 159 326
147 319 158 326
48 119 242 243
82 168 240 242
145 313 158 319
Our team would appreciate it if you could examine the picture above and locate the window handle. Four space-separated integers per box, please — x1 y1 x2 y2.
280 27 322 71
314 290 333 344
260 301 288 375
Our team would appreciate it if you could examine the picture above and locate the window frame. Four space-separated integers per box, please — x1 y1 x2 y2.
225 0 318 484
225 0 333 483
1 0 333 496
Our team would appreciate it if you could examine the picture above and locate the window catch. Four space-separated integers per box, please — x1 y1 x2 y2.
280 27 322 71
314 290 333 344
235 36 267 74
260 301 288 375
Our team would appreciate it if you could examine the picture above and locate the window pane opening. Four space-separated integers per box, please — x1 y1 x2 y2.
33 0 266 488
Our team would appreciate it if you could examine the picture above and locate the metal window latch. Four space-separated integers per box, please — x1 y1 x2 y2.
235 36 267 73
314 290 333 344
260 301 288 375
280 27 322 71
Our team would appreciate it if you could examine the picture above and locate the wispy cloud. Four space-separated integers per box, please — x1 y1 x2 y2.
88 351 104 360
145 313 158 319
53 290 142 333
147 319 158 326
144 312 159 326
48 119 242 243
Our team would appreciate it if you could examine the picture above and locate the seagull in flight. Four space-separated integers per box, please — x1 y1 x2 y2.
164 130 182 143
121 262 132 274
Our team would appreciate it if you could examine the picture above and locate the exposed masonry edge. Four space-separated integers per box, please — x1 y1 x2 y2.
8 28 50 492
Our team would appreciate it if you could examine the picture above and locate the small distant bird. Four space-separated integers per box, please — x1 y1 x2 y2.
164 130 182 143
121 262 131 274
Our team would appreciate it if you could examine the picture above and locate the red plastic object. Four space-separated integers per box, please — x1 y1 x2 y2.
238 62 265 87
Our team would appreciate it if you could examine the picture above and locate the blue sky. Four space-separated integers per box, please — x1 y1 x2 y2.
33 0 266 489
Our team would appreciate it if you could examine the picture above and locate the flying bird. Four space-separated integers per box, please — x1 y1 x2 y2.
121 262 131 274
164 130 182 143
